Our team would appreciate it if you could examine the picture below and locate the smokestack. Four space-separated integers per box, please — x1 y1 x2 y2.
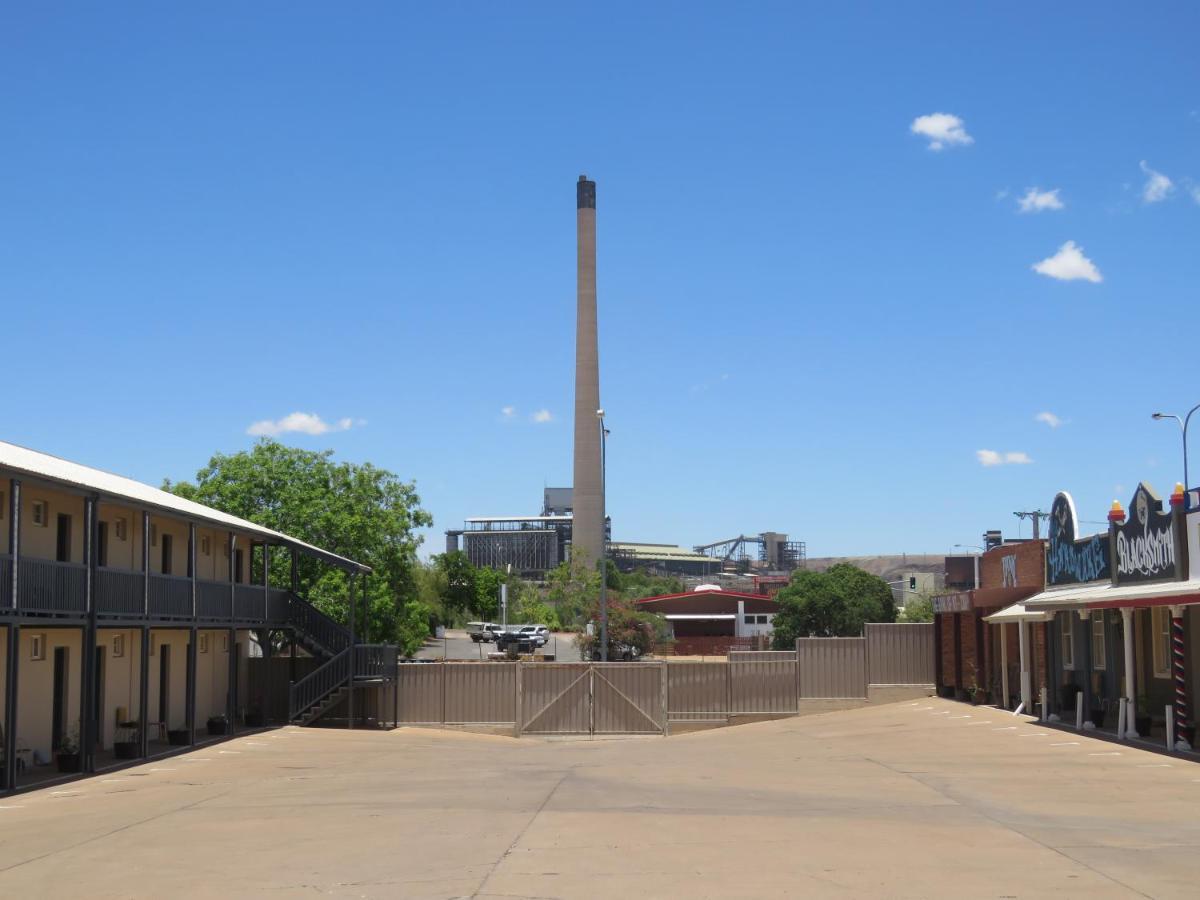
572 175 604 568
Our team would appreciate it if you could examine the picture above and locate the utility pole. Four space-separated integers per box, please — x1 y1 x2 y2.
1013 510 1049 540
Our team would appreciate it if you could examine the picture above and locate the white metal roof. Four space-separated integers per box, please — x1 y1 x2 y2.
0 440 369 572
664 613 737 620
982 602 1054 624
1022 579 1200 611
465 515 572 523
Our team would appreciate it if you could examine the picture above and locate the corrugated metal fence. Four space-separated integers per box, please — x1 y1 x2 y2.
395 624 933 734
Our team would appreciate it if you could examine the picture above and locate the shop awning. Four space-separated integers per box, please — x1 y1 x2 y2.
983 601 1055 624
1021 579 1200 612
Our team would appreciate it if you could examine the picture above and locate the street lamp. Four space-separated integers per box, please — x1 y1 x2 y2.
1152 403 1200 490
597 409 608 662
953 544 983 589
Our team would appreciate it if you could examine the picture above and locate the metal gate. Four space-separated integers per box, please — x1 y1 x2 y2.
517 662 666 735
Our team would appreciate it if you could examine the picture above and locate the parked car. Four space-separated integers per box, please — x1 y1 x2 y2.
467 622 505 643
495 630 538 654
590 641 642 662
516 625 548 647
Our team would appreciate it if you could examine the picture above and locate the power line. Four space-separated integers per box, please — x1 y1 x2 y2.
1013 509 1049 540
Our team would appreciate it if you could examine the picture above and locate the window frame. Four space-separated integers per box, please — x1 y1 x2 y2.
1060 613 1075 671
31 500 48 527
1091 611 1106 671
1151 607 1172 679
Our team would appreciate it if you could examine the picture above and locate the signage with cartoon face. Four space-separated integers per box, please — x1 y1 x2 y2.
1115 483 1176 584
1047 491 1111 586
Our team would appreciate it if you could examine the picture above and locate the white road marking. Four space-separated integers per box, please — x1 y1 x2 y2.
218 750 240 754
994 726 1017 731
1051 742 1080 746
1137 763 1171 768
0 805 25 809
148 768 176 772
1089 751 1122 756
1019 733 1047 738
966 722 987 726
950 715 971 719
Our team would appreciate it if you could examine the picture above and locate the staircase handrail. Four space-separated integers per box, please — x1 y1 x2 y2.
287 593 351 655
289 646 351 721
354 643 399 678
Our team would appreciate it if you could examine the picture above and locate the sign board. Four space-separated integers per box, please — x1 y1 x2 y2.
1047 492 1110 586
932 592 972 614
1114 483 1176 584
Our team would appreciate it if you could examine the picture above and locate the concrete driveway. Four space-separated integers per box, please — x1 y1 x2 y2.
2 698 1199 898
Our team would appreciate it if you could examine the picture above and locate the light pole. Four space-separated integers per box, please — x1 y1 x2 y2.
953 544 983 589
597 409 608 662
1152 403 1200 490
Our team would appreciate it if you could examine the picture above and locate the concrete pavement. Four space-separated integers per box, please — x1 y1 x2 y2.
2 698 1199 897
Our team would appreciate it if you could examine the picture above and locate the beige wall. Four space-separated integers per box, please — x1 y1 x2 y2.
0 627 83 761
3 486 87 564
96 627 140 748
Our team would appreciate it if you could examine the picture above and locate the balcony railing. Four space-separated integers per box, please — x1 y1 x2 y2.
355 643 398 679
18 557 87 615
197 579 229 619
0 555 11 607
149 574 192 618
267 588 291 623
97 568 143 616
287 596 350 655
234 584 265 621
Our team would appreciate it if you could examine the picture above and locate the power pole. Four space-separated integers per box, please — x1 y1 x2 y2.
1013 510 1049 540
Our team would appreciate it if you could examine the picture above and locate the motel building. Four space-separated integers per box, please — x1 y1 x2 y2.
0 441 394 794
989 483 1200 750
636 586 778 655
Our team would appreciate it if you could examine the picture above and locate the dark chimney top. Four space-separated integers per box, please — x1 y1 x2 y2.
577 175 595 209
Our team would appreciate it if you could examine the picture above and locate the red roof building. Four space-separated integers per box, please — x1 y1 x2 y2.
637 587 780 655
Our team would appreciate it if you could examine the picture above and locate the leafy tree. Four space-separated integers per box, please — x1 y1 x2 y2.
574 593 663 658
472 566 504 621
898 592 935 623
167 439 432 654
771 563 896 647
544 557 600 628
615 568 684 601
432 551 478 623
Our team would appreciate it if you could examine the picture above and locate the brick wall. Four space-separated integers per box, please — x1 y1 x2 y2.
939 615 957 689
959 612 976 689
672 635 743 656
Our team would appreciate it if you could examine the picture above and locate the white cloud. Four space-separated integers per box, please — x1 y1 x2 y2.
910 113 973 151
1140 160 1173 203
1190 184 1200 205
977 449 1034 467
246 412 360 437
1035 411 1062 428
500 406 516 420
1017 187 1064 213
1032 240 1103 283
531 409 553 424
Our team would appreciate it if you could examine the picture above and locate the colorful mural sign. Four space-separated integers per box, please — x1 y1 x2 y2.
1114 483 1176 584
1047 491 1111 586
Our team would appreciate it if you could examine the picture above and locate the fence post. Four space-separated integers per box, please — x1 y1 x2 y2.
660 660 669 736
514 661 523 737
795 638 801 708
440 659 447 726
588 664 596 736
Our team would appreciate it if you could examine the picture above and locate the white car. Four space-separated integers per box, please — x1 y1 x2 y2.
467 622 505 643
516 625 549 647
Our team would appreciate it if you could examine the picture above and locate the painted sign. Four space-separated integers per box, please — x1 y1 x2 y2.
1114 483 1176 584
932 593 971 614
1001 554 1018 588
1047 492 1111 586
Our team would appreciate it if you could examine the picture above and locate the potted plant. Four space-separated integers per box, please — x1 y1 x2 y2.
243 706 265 728
56 724 81 773
114 721 140 759
168 728 190 746
206 714 228 736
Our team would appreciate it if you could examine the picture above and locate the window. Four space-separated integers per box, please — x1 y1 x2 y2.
0 491 5 518
1091 612 1106 670
1060 614 1074 670
198 633 209 654
31 500 48 527
220 633 229 653
744 614 756 625
201 535 211 556
114 517 128 541
30 633 46 661
112 633 125 658
149 523 158 547
1152 607 1172 678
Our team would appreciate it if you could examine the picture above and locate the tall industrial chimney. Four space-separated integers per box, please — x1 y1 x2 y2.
572 175 604 568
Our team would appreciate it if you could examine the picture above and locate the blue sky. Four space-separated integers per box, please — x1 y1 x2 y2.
2 3 1198 558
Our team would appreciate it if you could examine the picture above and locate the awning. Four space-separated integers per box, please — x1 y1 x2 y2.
983 601 1055 624
1022 579 1200 612
663 613 737 621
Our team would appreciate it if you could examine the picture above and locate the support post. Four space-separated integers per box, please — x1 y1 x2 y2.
347 572 356 731
999 623 1010 710
227 627 237 734
3 624 19 793
1121 608 1137 737
1039 686 1047 722
290 548 299 593
187 524 197 745
1166 704 1175 751
139 627 150 758
81 495 98 772
261 543 269 621
1075 691 1084 730
142 511 150 617
1170 605 1189 747
514 660 523 737
227 533 237 734
1118 697 1128 741
393 653 399 728
9 479 20 610
660 659 669 735
1018 620 1032 714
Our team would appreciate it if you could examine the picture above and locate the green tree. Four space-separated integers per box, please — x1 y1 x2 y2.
166 439 432 654
472 566 504 621
545 557 600 628
898 592 935 623
615 568 684 601
575 593 664 658
771 563 897 647
432 551 478 623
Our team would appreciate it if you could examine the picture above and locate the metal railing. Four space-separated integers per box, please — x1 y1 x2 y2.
234 584 264 620
148 573 192 618
287 596 350 655
196 579 228 619
267 588 291 623
0 555 11 607
97 568 144 616
18 557 87 614
355 643 398 678
289 647 351 721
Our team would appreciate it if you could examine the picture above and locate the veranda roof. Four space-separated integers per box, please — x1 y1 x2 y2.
1020 579 1200 612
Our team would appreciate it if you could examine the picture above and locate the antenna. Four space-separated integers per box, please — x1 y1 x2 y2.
1012 509 1049 540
